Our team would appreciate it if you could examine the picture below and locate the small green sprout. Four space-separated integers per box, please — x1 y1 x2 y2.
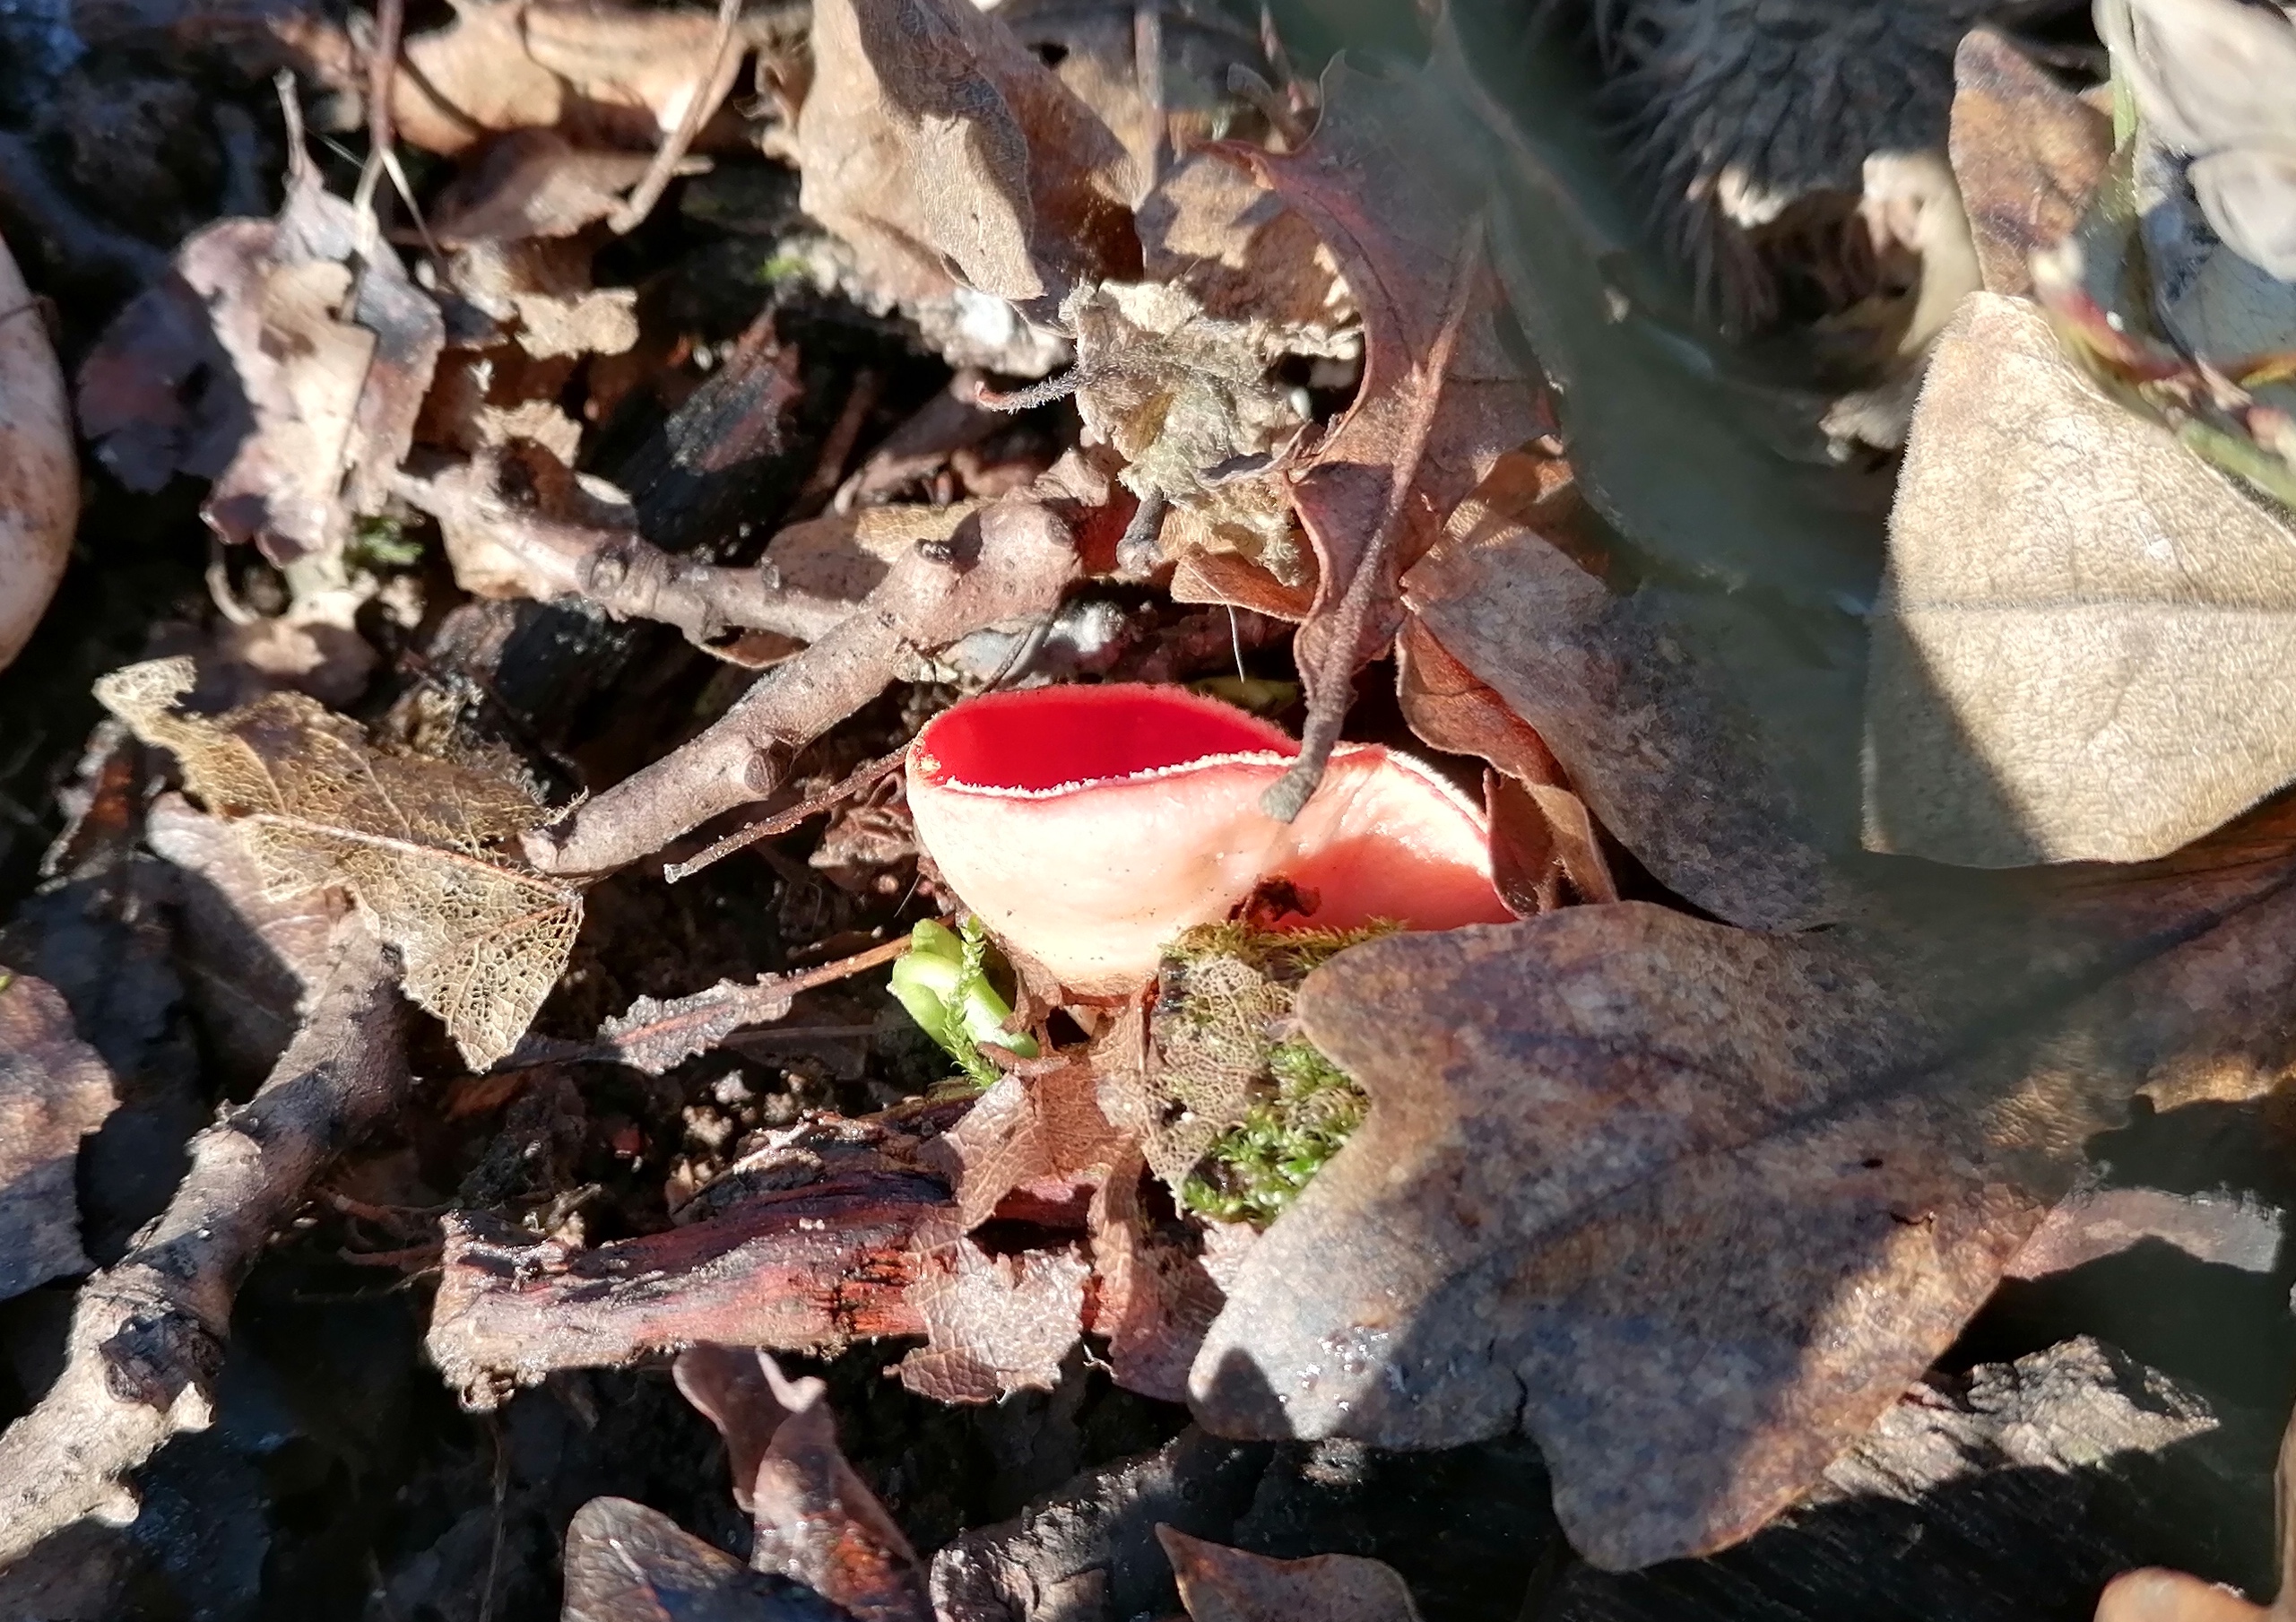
1180 1037 1367 1227
346 514 427 570
888 916 1037 1090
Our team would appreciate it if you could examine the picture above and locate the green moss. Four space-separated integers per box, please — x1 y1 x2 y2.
1180 1036 1368 1227
345 514 427 570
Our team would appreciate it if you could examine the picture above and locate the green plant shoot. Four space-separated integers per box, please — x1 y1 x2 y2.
889 915 1037 1089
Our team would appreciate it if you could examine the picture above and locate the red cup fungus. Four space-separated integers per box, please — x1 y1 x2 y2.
905 683 1512 993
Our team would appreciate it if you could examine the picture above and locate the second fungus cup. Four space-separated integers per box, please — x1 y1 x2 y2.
905 683 1512 993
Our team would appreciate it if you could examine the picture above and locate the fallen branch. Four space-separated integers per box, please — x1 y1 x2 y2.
526 495 1081 875
396 460 858 647
0 917 406 1566
426 1169 949 1404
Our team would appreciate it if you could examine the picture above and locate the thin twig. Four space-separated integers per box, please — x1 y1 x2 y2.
663 745 906 883
608 0 747 234
525 497 1081 875
351 0 405 236
0 919 406 1564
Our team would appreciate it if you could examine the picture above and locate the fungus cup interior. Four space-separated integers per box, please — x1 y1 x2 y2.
906 684 1512 994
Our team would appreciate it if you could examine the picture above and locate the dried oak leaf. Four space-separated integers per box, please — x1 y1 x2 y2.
1157 1528 1422 1622
897 1224 1089 1401
1867 292 2296 868
1223 63 1549 816
1948 30 2113 299
77 151 443 564
1401 469 1843 931
918 1057 1122 1230
1189 792 2296 1570
794 0 1141 306
0 969 118 1299
95 657 579 1069
561 1496 849 1622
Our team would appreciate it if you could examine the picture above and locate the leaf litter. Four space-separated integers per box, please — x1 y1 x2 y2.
9 0 2296 1617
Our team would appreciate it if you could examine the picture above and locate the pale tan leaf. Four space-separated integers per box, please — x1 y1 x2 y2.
95 657 579 1069
1867 291 2296 867
0 228 75 673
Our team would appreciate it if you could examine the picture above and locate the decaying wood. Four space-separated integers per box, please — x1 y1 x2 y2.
0 917 405 1567
425 1168 951 1402
525 493 1080 874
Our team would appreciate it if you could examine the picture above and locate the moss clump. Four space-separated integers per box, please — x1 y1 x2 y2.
1139 920 1391 1228
1179 1036 1366 1227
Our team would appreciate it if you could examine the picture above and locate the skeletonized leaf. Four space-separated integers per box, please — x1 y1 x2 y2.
1867 292 2296 867
95 657 579 1069
897 1224 1087 1401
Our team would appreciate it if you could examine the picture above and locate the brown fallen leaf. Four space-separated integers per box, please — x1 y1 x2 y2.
1137 149 1352 334
0 228 76 672
1188 790 2296 1570
1157 1527 1422 1622
426 129 688 247
0 969 118 1300
676 1347 931 1622
897 1223 1089 1401
95 656 579 1069
278 0 782 158
77 144 444 564
794 0 1140 306
560 1496 852 1622
1948 30 2113 299
1401 470 1844 931
1226 65 1549 817
1867 291 2296 868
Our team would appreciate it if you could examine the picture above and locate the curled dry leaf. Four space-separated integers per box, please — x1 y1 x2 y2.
1190 789 2296 1570
1947 30 2113 299
560 1496 851 1622
1867 292 2296 868
76 153 444 563
0 230 75 672
0 969 118 1300
95 657 579 1069
905 684 1508 994
1221 64 1549 817
1137 150 1353 334
676 1346 931 1622
1401 470 1841 931
897 1223 1090 1401
1157 1527 1423 1622
795 0 1140 305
